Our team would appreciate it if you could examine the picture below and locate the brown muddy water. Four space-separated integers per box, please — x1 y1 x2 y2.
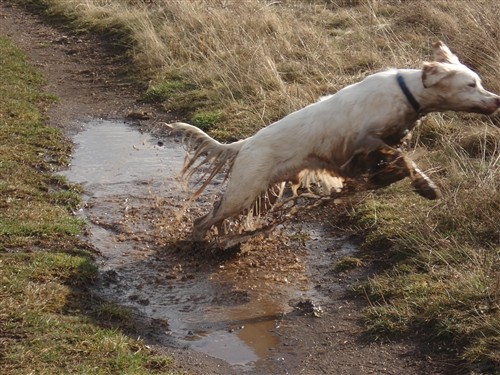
63 119 358 373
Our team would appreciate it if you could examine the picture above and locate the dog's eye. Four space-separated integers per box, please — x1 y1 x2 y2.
467 82 477 88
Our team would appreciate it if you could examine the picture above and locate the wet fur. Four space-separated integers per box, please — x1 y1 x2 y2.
167 42 500 241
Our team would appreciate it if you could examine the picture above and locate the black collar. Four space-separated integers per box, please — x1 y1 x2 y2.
396 72 421 114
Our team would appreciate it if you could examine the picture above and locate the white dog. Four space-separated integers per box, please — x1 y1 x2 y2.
167 42 500 241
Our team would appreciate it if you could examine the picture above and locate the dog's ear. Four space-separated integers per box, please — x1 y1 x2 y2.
421 61 457 88
432 41 460 64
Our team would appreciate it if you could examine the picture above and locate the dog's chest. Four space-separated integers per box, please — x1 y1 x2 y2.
382 119 418 147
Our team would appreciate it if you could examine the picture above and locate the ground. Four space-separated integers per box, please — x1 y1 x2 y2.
0 3 454 374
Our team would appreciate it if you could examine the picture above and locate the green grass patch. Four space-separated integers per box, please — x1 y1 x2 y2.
190 110 222 132
0 35 179 374
142 80 187 103
0 35 80 251
0 250 179 375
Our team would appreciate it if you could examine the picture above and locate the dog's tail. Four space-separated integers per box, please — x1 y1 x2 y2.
165 122 246 198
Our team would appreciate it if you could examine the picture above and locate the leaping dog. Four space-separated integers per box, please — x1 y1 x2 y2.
166 42 500 241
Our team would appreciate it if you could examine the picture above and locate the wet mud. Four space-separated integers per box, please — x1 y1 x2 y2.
63 119 365 373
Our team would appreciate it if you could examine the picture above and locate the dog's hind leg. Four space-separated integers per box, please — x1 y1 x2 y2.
191 200 223 241
191 170 271 241
367 146 441 199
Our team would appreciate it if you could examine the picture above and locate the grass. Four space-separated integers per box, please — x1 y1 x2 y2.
142 80 187 104
7 0 500 372
351 118 500 369
191 110 223 132
0 36 80 251
24 0 499 139
0 36 180 374
334 256 364 272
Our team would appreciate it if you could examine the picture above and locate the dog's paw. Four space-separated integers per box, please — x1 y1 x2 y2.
411 177 441 200
369 167 408 187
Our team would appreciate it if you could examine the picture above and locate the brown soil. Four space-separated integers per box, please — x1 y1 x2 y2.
0 3 454 374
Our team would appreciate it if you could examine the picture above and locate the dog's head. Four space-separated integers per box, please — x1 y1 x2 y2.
421 41 500 116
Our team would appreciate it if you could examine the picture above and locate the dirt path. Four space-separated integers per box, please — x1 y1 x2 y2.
0 3 448 374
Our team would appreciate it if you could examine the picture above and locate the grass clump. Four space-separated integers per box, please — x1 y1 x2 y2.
334 256 363 272
0 35 179 374
191 110 223 132
142 80 186 103
96 303 133 326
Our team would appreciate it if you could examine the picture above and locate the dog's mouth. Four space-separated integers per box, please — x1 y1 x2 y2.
468 104 500 116
487 98 500 115
481 109 497 116
472 103 500 127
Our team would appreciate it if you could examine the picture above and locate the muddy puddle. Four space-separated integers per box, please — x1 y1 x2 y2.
63 119 359 373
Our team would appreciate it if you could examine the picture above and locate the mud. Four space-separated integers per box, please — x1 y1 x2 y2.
0 3 448 374
62 119 343 371
63 120 289 369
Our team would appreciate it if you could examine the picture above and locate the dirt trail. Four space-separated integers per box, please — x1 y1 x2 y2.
0 3 447 374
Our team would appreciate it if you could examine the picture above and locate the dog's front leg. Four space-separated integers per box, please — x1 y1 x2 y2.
367 146 441 200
